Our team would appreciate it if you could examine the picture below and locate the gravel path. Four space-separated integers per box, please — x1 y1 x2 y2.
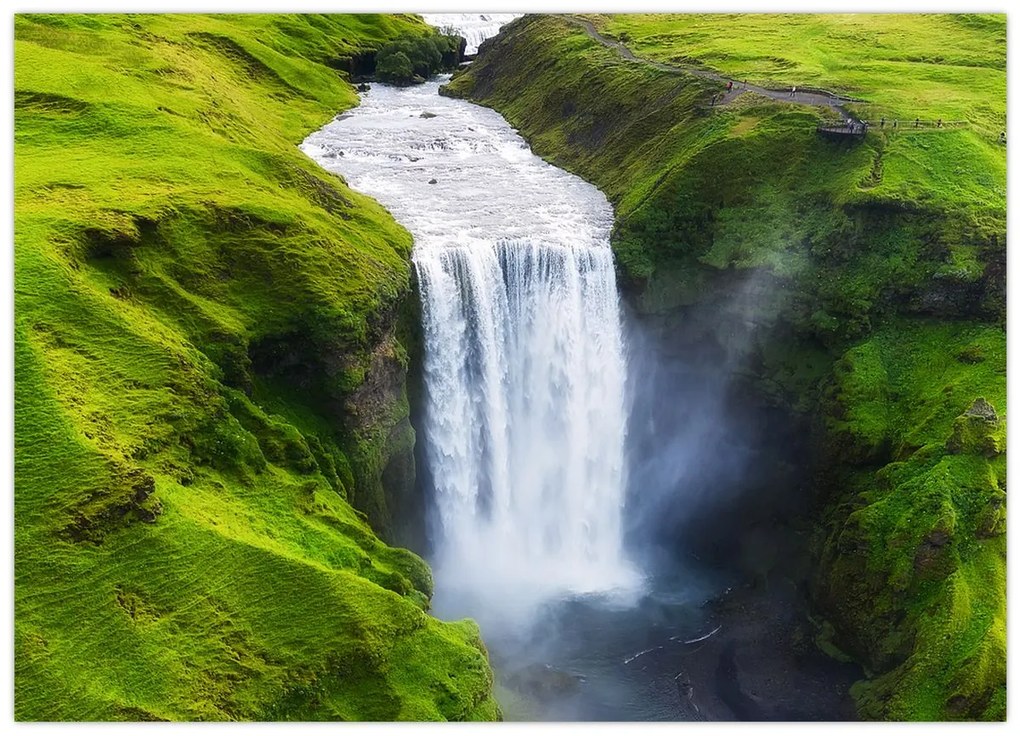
565 15 861 121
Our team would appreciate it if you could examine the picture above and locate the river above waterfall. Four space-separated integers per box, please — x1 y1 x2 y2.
301 75 860 722
302 77 614 255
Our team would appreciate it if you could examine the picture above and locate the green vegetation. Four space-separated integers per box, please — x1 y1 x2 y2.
594 14 1006 137
447 13 1004 720
818 320 1005 719
376 33 463 85
15 13 497 720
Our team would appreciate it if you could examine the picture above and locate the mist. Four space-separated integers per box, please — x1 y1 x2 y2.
620 267 801 577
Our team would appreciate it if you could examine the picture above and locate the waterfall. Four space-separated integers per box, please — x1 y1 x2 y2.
301 73 642 616
421 13 522 54
415 237 637 600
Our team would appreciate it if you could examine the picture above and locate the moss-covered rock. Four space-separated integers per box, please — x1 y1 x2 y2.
946 398 1005 457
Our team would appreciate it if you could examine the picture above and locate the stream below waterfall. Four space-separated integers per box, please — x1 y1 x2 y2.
302 64 860 722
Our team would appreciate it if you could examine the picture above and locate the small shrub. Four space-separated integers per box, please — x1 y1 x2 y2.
376 50 413 84
375 33 460 85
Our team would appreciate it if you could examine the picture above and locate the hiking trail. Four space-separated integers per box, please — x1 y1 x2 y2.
564 15 861 121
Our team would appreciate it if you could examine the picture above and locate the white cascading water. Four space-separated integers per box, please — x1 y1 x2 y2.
420 13 522 54
414 238 634 601
302 66 641 619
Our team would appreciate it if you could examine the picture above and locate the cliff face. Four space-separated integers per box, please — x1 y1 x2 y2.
14 13 497 720
445 14 1005 720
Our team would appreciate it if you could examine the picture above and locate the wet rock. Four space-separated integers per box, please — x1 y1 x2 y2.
420 111 438 118
428 178 438 184
965 397 997 421
910 271 985 319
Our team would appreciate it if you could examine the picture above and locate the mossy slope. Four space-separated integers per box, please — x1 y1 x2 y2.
447 14 1005 720
15 13 497 721
817 320 1005 719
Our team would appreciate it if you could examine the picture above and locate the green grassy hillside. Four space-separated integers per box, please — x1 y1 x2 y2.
595 14 1006 136
15 13 498 721
447 14 1005 720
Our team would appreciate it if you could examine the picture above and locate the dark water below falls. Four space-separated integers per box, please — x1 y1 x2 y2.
435 569 861 722
466 574 721 721
302 19 861 718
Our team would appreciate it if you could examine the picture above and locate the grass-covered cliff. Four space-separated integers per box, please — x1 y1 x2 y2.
445 13 1005 720
15 13 498 720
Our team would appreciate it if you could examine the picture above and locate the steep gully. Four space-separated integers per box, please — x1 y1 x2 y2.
302 15 861 721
